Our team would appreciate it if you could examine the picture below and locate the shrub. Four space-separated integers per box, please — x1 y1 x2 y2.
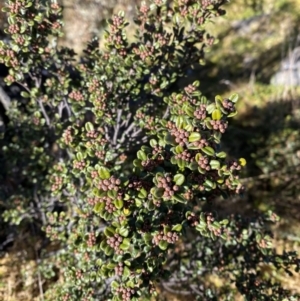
0 0 299 300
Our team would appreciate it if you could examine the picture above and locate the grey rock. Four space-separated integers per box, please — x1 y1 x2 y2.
271 47 300 86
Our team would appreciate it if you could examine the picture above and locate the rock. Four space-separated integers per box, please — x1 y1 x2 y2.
270 47 300 86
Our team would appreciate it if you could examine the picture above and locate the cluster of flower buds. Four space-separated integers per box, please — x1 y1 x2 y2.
222 99 235 113
210 120 228 133
97 176 121 192
107 233 124 255
69 90 84 102
194 104 207 120
114 262 124 276
187 212 199 227
62 126 73 145
198 155 211 171
175 149 193 162
115 286 135 301
192 137 209 148
228 160 242 171
157 175 179 199
152 230 179 245
141 158 158 171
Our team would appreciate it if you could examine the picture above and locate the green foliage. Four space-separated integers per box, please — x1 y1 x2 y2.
0 0 299 301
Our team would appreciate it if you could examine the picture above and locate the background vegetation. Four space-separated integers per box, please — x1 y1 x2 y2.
0 0 300 300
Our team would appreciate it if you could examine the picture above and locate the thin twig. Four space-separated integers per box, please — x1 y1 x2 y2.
0 86 11 111
113 109 122 145
37 98 51 127
162 106 170 119
64 98 72 118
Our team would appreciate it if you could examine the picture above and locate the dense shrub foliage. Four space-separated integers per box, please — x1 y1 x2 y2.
0 0 299 300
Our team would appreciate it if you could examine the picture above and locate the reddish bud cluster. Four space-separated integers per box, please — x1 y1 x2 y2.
187 212 199 226
184 84 196 94
107 233 124 255
62 126 73 145
157 175 179 199
114 262 123 276
183 189 194 201
192 138 209 148
95 150 105 160
8 24 19 34
73 160 86 170
152 230 179 245
175 149 193 162
223 99 235 113
198 155 210 171
97 176 121 192
115 286 135 301
133 44 154 61
8 1 22 14
69 90 84 102
102 196 117 214
86 130 98 139
201 0 215 9
210 120 228 133
225 177 244 194
51 176 63 191
228 160 242 171
141 158 158 171
87 232 96 248
194 104 207 120
128 176 152 192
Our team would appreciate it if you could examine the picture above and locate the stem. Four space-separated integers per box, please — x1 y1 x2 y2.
37 97 51 127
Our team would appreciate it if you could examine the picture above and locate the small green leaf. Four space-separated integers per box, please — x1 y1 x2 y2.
158 240 168 250
209 160 220 170
202 147 215 156
164 133 176 145
76 152 83 161
143 233 152 246
212 109 222 120
137 150 147 161
122 266 131 279
216 152 227 158
206 103 215 114
104 245 113 256
173 174 185 185
172 224 182 232
172 194 186 203
120 238 130 250
111 280 119 289
114 199 124 209
138 187 147 199
119 227 129 237
229 93 239 103
151 187 164 198
175 145 184 154
99 166 110 179
21 91 30 98
107 262 117 269
100 239 108 251
85 122 94 132
94 202 104 213
104 227 115 237
150 139 157 147
188 132 201 142
215 95 223 103
220 219 229 225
